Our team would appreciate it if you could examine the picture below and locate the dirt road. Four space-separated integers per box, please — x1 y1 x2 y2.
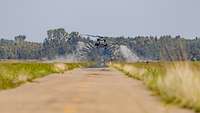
0 68 193 113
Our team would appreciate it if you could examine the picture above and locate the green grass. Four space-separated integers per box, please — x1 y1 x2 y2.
0 62 88 90
110 61 200 112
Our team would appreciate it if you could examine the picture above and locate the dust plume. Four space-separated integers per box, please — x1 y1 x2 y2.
119 45 139 62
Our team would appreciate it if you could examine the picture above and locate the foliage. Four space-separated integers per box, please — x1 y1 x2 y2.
0 38 41 59
0 28 200 61
110 62 200 112
0 62 85 90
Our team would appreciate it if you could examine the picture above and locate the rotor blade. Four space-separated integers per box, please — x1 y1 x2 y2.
83 34 105 38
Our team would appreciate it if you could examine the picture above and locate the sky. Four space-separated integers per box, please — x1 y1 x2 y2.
0 0 200 42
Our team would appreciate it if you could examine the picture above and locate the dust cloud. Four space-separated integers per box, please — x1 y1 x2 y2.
119 45 139 62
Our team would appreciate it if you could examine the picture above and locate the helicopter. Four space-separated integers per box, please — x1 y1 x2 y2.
83 34 108 48
82 34 114 67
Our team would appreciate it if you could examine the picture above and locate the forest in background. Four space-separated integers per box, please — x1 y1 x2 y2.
0 28 200 61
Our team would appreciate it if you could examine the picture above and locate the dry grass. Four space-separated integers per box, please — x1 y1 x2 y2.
0 62 87 90
110 61 200 112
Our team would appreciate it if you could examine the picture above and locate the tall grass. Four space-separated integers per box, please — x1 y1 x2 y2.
110 62 200 112
0 62 86 90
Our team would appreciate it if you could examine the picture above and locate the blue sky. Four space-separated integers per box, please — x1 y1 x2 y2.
0 0 200 42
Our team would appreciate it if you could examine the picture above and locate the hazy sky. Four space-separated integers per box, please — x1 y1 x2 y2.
0 0 200 42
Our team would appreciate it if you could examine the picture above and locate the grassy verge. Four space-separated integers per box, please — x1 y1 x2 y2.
0 62 88 90
110 61 200 112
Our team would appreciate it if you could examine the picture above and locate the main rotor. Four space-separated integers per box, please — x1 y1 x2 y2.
83 34 109 48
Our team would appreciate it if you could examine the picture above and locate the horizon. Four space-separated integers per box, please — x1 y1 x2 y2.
1 29 198 43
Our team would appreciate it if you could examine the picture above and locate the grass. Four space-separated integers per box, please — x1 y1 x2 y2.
110 61 200 112
0 62 88 90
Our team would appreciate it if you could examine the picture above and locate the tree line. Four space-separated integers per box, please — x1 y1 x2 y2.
0 28 199 61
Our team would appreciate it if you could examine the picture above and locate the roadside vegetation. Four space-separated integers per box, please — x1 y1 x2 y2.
0 61 88 90
110 61 200 112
